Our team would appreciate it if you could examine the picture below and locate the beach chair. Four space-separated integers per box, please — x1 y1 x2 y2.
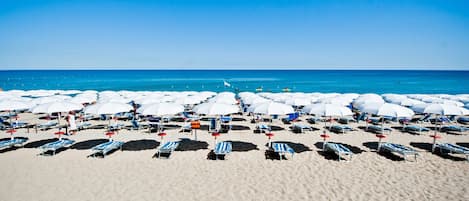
433 143 469 161
291 124 313 133
11 121 28 129
378 143 418 161
209 118 217 132
39 138 75 156
367 125 392 134
77 122 92 131
324 142 353 161
0 138 28 150
156 141 180 159
402 125 430 135
440 125 468 134
91 140 124 157
108 123 124 131
457 117 469 125
282 112 299 124
213 141 232 160
183 112 199 121
255 124 271 133
38 121 58 130
272 143 294 160
330 125 354 134
338 117 356 124
306 117 318 124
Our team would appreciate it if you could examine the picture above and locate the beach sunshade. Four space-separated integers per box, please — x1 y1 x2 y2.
412 103 469 115
137 103 184 116
247 102 294 115
30 101 84 114
0 100 31 111
84 102 133 115
302 104 352 117
361 103 414 118
284 98 310 106
193 103 239 115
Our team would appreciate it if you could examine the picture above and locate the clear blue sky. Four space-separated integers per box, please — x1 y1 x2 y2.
0 0 468 70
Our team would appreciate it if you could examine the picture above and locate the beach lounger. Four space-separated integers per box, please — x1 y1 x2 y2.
272 143 294 160
338 117 356 124
11 121 28 128
108 123 124 131
77 122 92 130
367 125 392 134
402 125 430 134
255 124 271 133
378 143 418 161
213 141 232 160
324 142 353 161
329 125 354 134
91 140 124 157
183 112 199 121
306 117 319 124
282 112 299 124
440 125 468 133
291 124 313 133
0 138 28 150
38 121 58 130
433 143 469 161
156 141 180 159
39 138 75 155
457 117 469 125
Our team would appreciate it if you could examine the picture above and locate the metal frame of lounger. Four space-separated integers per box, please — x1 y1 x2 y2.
379 143 418 161
214 141 232 160
272 143 294 161
434 143 469 161
39 139 75 156
157 141 180 159
324 142 353 161
0 138 28 150
91 141 124 157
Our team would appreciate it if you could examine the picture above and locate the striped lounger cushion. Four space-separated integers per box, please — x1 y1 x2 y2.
214 142 232 155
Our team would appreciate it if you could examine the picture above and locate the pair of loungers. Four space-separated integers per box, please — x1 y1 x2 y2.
403 125 430 135
329 125 354 134
323 142 353 161
367 125 392 134
154 141 233 160
432 143 469 161
39 138 123 157
378 142 419 161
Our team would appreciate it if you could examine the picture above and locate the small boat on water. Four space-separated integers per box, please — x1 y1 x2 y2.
282 87 291 92
255 87 263 92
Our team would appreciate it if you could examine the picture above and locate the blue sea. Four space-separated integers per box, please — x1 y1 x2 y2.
0 70 468 94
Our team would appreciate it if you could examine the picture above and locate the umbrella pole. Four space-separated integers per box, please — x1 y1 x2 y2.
382 117 384 134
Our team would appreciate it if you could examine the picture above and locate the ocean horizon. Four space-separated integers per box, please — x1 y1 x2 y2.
1 70 468 94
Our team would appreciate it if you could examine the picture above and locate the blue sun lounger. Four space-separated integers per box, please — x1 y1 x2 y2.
324 142 353 161
91 140 124 157
38 121 58 130
214 141 232 160
403 125 430 134
330 125 354 134
157 141 180 159
292 124 313 133
39 139 75 155
0 138 28 150
378 143 418 161
77 122 92 130
272 143 294 160
433 143 469 161
440 125 468 134
367 125 392 134
457 117 469 125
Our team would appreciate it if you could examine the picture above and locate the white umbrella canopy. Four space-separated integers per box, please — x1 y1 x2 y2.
0 100 32 111
84 102 133 115
247 102 294 115
174 95 204 105
30 101 84 114
137 103 184 116
193 102 239 115
284 98 310 106
412 103 469 115
361 103 414 118
302 103 352 117
399 98 425 107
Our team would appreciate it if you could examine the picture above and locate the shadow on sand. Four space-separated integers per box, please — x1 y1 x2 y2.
122 139 159 151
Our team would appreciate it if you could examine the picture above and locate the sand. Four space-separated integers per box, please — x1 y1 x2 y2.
1 113 469 201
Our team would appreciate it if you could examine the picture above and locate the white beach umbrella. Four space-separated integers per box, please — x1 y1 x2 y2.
399 98 425 107
137 103 184 116
30 101 83 114
361 103 414 118
302 104 352 117
84 102 133 115
412 103 469 116
284 98 310 106
0 100 31 111
193 102 239 115
247 102 294 115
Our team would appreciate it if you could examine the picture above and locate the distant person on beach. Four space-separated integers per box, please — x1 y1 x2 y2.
67 111 77 135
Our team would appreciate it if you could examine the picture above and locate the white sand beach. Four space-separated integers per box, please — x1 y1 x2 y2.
1 112 469 201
